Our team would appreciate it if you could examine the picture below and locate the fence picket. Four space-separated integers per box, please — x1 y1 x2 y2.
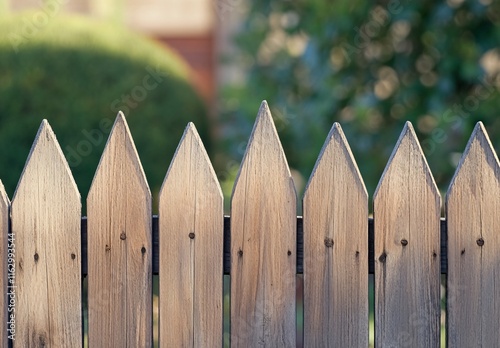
303 123 368 346
374 122 441 347
230 101 296 347
87 113 152 347
158 123 223 347
0 181 9 347
447 122 500 347
11 120 81 347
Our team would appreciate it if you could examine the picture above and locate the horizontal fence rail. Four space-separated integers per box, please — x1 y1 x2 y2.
1 100 499 347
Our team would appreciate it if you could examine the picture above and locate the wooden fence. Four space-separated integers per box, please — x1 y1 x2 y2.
0 100 499 347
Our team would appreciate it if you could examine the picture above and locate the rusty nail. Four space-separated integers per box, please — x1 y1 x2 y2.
189 232 195 239
477 238 484 246
71 253 76 260
34 253 39 262
120 232 126 240
324 238 334 248
401 239 408 246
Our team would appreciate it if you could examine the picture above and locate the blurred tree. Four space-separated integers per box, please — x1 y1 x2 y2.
0 13 209 206
219 0 500 201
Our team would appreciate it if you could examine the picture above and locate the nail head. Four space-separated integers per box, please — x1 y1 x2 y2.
324 238 334 248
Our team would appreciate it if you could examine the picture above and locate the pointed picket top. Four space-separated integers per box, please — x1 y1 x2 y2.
160 122 222 197
89 111 150 196
0 180 9 348
231 101 296 347
446 122 500 347
374 121 441 347
374 121 439 199
0 179 9 209
11 120 81 347
304 122 367 197
303 123 368 347
87 112 152 347
447 122 500 199
13 119 79 201
231 100 294 196
159 122 223 347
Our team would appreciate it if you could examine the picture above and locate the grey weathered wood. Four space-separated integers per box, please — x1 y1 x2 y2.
303 123 368 347
159 123 223 347
11 120 81 347
0 181 9 347
447 122 500 347
87 113 152 347
374 122 441 347
230 101 296 347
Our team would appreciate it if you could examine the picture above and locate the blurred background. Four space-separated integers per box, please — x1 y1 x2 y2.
0 0 499 206
1 0 500 347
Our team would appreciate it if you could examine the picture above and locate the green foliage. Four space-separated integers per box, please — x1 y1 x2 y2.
0 13 209 205
221 0 500 200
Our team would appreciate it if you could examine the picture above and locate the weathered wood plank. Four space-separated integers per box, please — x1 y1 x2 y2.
447 122 500 347
87 113 152 347
0 181 10 347
303 123 368 347
374 121 441 347
11 120 81 347
159 123 223 347
230 101 296 347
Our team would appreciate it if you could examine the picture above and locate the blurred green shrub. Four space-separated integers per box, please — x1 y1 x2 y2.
220 1 500 199
0 12 209 204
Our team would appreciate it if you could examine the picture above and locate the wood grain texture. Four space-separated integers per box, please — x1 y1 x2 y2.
87 113 152 347
159 123 223 347
0 181 9 347
11 120 81 347
374 121 441 347
446 122 500 347
303 123 368 347
230 101 296 347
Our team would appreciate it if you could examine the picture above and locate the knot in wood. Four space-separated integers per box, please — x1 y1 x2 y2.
379 252 387 263
39 333 47 347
